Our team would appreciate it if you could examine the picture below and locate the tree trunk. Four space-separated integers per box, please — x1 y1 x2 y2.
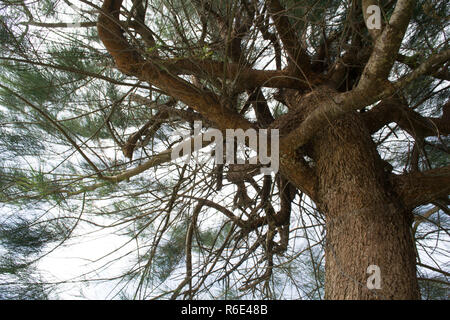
312 112 420 299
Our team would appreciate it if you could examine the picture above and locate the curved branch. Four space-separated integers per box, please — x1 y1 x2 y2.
103 135 213 184
182 196 247 228
97 0 253 131
121 109 169 159
282 49 450 154
362 99 450 137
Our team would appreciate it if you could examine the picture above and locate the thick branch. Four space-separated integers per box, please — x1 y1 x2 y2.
357 0 415 92
362 0 383 40
397 54 450 81
389 49 450 93
163 58 318 90
97 0 253 131
282 49 450 153
362 99 450 137
279 153 317 203
267 0 311 73
393 165 450 210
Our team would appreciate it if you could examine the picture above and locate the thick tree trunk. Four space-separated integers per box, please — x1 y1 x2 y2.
312 112 420 299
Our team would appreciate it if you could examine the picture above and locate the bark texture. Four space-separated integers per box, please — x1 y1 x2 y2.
312 108 420 299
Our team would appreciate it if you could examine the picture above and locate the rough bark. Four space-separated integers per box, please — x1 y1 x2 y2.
312 109 420 299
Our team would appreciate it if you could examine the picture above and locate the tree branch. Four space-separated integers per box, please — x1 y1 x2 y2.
0 83 103 178
97 0 253 131
162 58 317 90
362 0 383 41
281 48 450 153
102 134 213 184
267 0 311 73
362 99 450 137
121 109 169 159
393 165 450 210
357 0 415 92
20 21 97 28
397 53 450 81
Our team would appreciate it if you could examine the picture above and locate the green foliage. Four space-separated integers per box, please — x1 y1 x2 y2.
419 278 449 300
48 45 103 79
0 120 45 156
40 0 58 18
196 221 233 249
153 222 187 282
409 0 449 50
0 218 54 255
0 63 56 105
0 213 67 300
0 264 50 300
